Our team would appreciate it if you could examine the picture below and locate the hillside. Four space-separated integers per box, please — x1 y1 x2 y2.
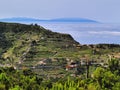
0 22 120 81
0 22 120 69
0 22 80 67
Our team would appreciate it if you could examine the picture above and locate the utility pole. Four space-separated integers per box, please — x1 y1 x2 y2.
85 55 90 79
86 59 89 79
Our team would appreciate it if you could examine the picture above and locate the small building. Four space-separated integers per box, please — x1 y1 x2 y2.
80 58 86 65
66 62 78 71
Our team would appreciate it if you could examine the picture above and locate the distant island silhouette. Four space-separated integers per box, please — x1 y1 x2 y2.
0 17 99 23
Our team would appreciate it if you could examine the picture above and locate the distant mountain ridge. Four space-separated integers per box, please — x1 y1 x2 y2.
50 18 98 23
0 17 41 22
0 17 99 23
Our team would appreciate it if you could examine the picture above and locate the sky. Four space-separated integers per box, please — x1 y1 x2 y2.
0 0 120 23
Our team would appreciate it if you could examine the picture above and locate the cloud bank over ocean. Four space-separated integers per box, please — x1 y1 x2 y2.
37 23 120 44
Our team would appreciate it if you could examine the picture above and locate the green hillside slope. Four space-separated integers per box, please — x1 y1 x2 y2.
0 22 120 69
0 22 80 67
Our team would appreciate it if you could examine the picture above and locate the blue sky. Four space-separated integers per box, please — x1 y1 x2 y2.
0 0 120 23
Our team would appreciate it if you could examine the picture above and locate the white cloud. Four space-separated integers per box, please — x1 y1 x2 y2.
88 31 120 36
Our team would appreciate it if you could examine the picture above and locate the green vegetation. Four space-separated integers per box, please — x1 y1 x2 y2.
0 22 120 89
0 22 79 66
0 59 120 90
